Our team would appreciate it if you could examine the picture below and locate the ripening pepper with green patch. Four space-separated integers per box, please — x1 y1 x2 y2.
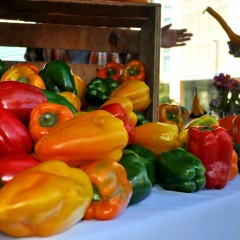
155 148 206 193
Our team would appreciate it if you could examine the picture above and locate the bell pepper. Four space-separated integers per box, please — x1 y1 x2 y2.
34 110 128 167
133 122 179 156
29 102 74 143
39 60 77 94
42 89 77 113
0 153 39 185
229 149 238 181
0 81 47 126
99 103 135 145
121 59 146 82
184 114 219 129
73 74 87 108
119 149 152 205
0 107 33 157
233 143 240 172
187 125 233 189
126 143 157 184
159 103 183 131
0 160 93 237
102 96 138 127
12 62 40 74
218 115 235 141
155 148 206 193
175 128 188 149
232 116 240 143
134 110 150 126
110 79 151 111
97 61 124 83
82 161 132 220
1 65 46 89
59 91 81 112
86 77 119 106
0 59 8 78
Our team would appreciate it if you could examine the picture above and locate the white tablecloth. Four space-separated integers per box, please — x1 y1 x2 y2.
1 175 240 240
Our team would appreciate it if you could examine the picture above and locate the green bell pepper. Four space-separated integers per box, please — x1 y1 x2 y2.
134 111 150 126
39 60 76 94
86 77 119 105
42 89 77 113
0 59 8 78
119 149 152 205
126 143 157 184
155 148 206 193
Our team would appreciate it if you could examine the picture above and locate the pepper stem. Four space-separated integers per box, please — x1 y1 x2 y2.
92 185 101 201
39 112 58 127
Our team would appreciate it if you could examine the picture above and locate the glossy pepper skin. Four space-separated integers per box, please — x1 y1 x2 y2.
119 149 152 205
0 153 39 185
184 114 219 129
34 110 129 167
0 160 93 237
110 79 151 111
155 148 206 193
39 60 77 94
159 103 183 131
29 102 74 142
97 61 124 83
0 107 33 157
1 65 46 89
187 126 233 189
0 81 47 125
133 122 179 156
121 59 146 82
99 103 135 145
126 143 157 185
86 77 119 105
42 89 77 113
0 59 7 78
229 149 238 181
83 161 132 220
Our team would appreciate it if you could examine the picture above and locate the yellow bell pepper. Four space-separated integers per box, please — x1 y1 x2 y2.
0 160 93 237
110 79 151 112
184 114 219 129
34 110 129 167
133 122 178 156
73 74 88 108
1 65 46 89
102 96 138 126
59 91 81 112
175 128 188 148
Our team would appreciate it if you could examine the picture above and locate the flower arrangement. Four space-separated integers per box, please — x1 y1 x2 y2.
210 73 240 118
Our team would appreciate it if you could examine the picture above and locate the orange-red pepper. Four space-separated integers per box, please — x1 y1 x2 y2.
82 161 132 220
29 102 74 143
97 61 124 83
121 59 146 82
229 149 239 181
13 63 40 74
159 103 183 131
232 116 240 144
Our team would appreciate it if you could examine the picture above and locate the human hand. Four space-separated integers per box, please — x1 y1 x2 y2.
161 24 193 48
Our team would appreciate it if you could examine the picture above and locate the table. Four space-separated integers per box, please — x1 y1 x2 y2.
1 175 240 240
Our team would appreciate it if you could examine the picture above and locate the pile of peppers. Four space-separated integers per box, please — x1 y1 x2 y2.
0 58 238 238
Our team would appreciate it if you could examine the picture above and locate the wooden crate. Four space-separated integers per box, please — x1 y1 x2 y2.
0 0 161 121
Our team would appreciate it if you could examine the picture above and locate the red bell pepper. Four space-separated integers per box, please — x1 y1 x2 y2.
232 116 240 144
0 107 33 157
0 81 47 125
187 125 233 189
97 62 124 83
99 103 135 145
121 59 146 82
0 153 39 185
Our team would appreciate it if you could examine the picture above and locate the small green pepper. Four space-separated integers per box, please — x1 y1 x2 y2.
86 77 119 105
119 149 152 205
0 59 8 78
39 60 76 94
155 148 206 193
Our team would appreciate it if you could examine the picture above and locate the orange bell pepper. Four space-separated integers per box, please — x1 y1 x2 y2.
1 65 46 89
82 161 132 220
133 122 179 156
73 74 88 108
13 62 40 74
34 110 129 167
29 102 74 143
110 79 151 111
101 96 138 126
0 160 93 237
121 59 146 82
229 149 239 181
59 91 81 112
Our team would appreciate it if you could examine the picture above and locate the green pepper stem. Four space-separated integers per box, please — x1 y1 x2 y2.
39 112 58 127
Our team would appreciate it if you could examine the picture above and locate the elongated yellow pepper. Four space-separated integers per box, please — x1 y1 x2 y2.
0 160 93 237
